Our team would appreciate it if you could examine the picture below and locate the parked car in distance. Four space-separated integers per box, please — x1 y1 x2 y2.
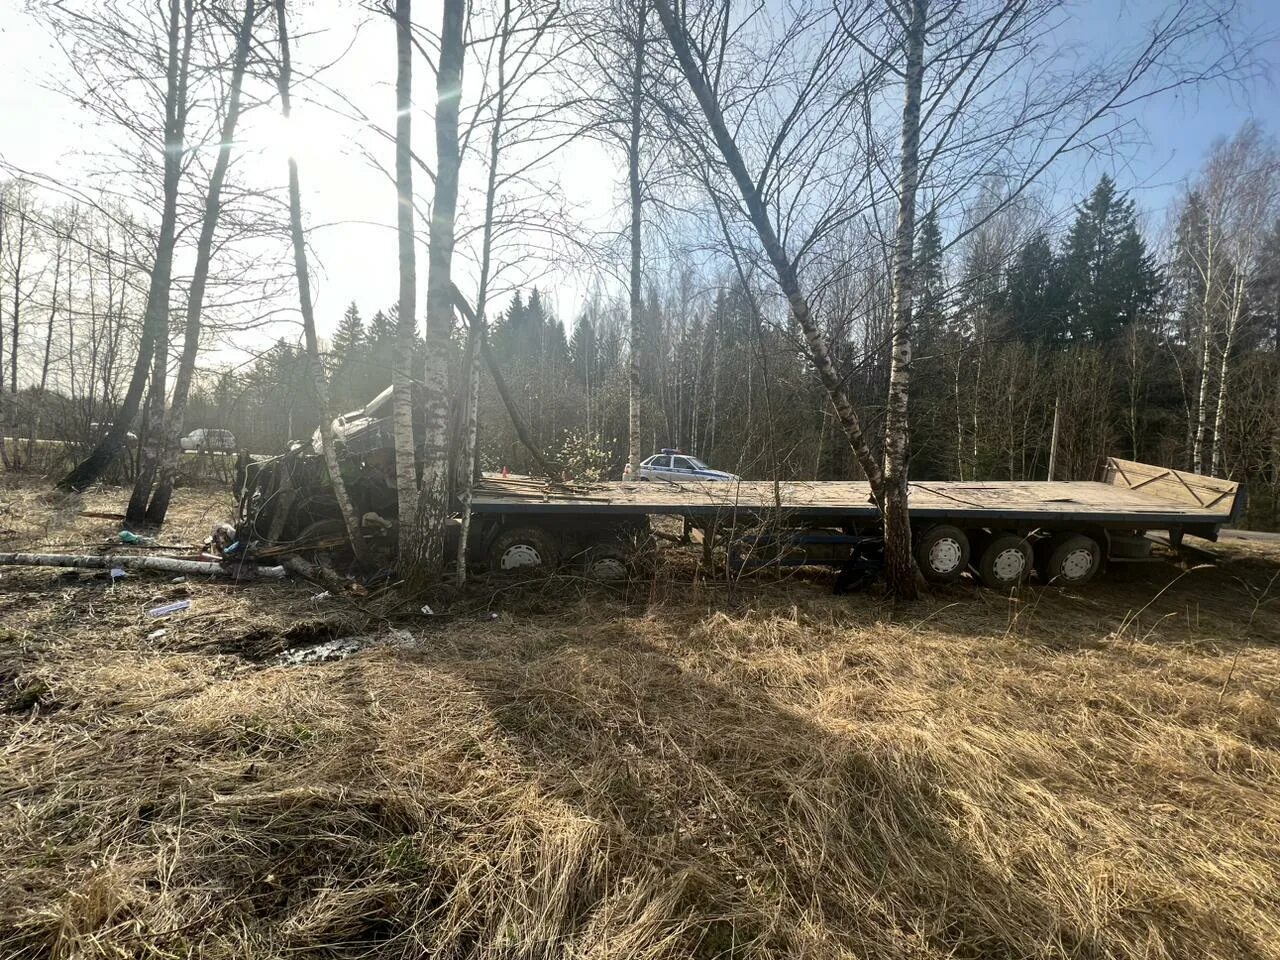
636 449 739 482
180 428 237 452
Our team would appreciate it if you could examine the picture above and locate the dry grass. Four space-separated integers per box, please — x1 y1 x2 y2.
2 477 1279 958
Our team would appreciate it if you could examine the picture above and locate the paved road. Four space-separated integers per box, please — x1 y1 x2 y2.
1219 528 1280 543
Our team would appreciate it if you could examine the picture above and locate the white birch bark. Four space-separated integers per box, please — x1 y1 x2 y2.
882 0 928 599
391 0 421 569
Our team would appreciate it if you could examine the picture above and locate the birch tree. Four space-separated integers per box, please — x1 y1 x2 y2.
391 0 420 569
56 0 196 491
138 0 261 524
881 0 928 599
402 0 466 585
627 0 646 478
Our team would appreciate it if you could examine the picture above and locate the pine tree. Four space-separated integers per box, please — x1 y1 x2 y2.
913 209 945 353
332 301 365 358
569 315 597 385
1001 231 1068 343
1060 175 1162 340
330 301 366 410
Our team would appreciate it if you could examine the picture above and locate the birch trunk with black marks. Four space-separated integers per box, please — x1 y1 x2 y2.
456 0 513 584
1210 271 1247 477
275 0 368 567
627 0 645 478
391 0 421 567
651 0 885 499
1192 220 1218 475
144 0 256 525
403 0 465 586
882 0 928 599
59 0 193 491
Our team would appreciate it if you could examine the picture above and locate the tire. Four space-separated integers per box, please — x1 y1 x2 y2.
583 543 631 581
1040 533 1101 586
487 526 560 573
977 533 1032 589
914 524 970 583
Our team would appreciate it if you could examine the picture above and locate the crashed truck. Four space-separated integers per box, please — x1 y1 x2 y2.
234 385 1247 589
233 387 648 578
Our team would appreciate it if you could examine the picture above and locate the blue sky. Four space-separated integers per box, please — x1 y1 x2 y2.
1 0 1276 345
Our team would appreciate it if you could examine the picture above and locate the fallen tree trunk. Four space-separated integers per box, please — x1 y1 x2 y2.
0 553 286 580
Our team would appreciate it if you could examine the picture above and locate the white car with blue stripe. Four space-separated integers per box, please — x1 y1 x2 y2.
637 450 739 482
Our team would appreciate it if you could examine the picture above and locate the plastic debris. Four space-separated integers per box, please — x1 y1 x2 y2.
109 567 127 582
148 599 192 618
312 590 331 602
171 576 186 583
147 628 167 640
118 530 155 545
421 603 435 615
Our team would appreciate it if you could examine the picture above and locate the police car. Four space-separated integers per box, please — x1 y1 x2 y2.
635 449 739 482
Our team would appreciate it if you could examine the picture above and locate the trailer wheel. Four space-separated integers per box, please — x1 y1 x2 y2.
1039 533 1101 586
914 524 970 583
977 533 1032 589
488 526 559 573
583 543 630 581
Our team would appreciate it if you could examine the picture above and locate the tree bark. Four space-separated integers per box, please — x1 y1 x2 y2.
627 0 646 478
127 319 170 522
59 0 194 491
0 200 12 470
274 0 368 568
456 0 512 584
403 0 465 587
391 0 421 568
651 0 885 501
144 0 257 525
881 0 928 600
1192 221 1217 474
10 209 26 400
1210 272 1246 476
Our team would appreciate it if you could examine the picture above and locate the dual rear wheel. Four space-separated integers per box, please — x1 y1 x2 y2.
914 524 1102 589
486 526 636 581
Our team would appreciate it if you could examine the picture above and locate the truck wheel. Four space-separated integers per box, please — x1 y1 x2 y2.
977 533 1031 589
914 524 969 583
583 543 630 581
1040 534 1101 586
488 526 559 573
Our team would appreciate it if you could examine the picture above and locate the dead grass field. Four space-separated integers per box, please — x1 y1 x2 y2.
2 477 1279 959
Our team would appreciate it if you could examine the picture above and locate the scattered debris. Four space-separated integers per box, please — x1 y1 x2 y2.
118 530 155 545
273 635 366 665
147 628 167 640
148 599 192 618
0 552 286 580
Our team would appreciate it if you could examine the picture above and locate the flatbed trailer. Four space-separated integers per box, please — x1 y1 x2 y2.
466 458 1245 588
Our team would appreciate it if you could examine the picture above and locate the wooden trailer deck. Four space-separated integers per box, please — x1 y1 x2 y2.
470 458 1244 538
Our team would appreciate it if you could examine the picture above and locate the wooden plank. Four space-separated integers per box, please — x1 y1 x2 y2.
1102 458 1236 517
